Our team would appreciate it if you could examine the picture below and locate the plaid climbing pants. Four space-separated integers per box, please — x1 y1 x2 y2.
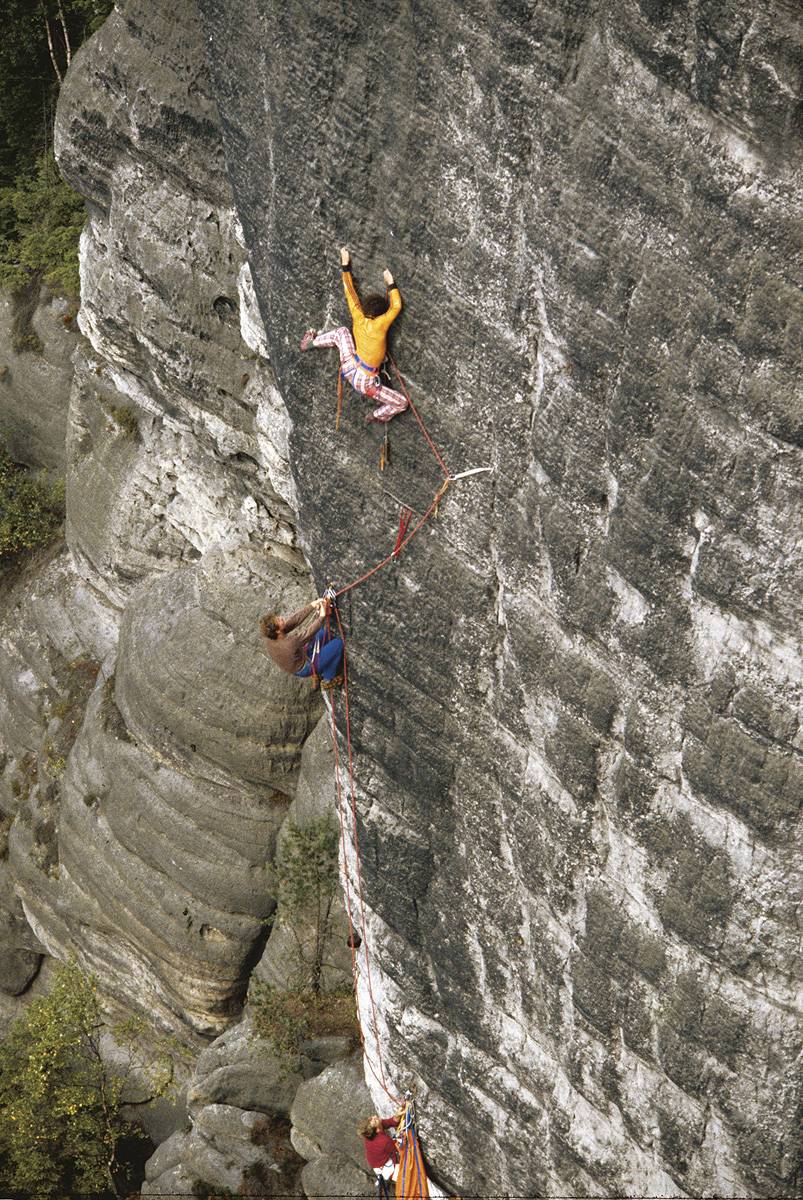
312 326 408 422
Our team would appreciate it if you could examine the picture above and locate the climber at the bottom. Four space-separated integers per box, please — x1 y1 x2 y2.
358 1111 405 1200
259 597 343 690
300 245 409 423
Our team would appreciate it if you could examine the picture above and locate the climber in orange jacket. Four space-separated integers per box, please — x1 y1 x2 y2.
300 246 409 423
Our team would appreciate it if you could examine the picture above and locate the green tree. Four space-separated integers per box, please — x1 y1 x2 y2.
0 959 172 1198
0 151 85 295
0 0 113 189
0 0 113 312
275 816 340 993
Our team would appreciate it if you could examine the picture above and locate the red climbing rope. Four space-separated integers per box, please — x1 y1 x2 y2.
335 478 450 598
387 353 450 480
323 355 455 1104
392 505 414 557
327 665 402 1104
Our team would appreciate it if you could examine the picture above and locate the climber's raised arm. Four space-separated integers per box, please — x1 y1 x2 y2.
379 267 402 330
280 604 314 635
340 245 363 320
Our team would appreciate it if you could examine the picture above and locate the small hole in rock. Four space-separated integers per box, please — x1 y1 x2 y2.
213 295 237 320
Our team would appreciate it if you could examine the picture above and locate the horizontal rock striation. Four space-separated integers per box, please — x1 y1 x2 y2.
0 0 324 1045
199 0 803 1195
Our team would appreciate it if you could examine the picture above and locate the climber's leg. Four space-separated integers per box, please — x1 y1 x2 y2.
312 326 355 365
315 637 343 682
366 381 409 423
374 1171 391 1200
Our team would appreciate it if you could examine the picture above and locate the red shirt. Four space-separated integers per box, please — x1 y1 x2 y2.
363 1118 398 1168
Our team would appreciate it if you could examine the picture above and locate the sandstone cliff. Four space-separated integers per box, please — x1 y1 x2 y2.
0 0 800 1196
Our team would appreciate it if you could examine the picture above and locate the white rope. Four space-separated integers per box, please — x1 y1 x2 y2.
449 466 493 480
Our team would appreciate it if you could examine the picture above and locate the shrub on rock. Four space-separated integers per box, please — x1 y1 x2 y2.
0 439 64 563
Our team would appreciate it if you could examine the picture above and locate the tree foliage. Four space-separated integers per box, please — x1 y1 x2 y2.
0 0 113 188
274 816 340 992
249 983 358 1057
0 960 172 1198
0 151 85 295
0 0 113 301
0 438 65 562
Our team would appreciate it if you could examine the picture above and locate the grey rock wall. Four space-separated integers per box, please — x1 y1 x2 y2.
0 285 77 472
0 0 799 1196
198 1 802 1196
1 0 330 1047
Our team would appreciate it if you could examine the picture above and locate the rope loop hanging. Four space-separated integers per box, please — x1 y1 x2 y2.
392 505 414 557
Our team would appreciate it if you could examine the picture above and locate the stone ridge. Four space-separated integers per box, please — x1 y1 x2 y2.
198 0 802 1195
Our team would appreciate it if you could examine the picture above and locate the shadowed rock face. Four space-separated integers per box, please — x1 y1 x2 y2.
0 286 77 473
0 0 324 1042
197 1 802 1195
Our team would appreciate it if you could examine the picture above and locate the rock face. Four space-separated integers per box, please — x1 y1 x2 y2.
0 1 799 1197
197 1 802 1196
290 1052 374 1197
0 284 77 472
0 0 322 1045
142 1014 358 1195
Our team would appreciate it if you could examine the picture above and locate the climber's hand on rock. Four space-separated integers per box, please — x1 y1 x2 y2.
383 268 394 286
340 246 350 266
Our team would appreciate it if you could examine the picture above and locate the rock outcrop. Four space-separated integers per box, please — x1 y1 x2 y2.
0 0 799 1197
1 0 323 1043
290 1053 374 1198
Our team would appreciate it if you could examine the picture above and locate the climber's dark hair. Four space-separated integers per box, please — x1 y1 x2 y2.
363 292 389 319
260 613 281 640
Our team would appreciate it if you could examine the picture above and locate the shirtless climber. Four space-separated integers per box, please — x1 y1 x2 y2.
358 1111 405 1200
259 597 343 690
300 246 409 423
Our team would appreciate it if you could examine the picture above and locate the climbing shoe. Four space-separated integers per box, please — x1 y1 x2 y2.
300 329 316 351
